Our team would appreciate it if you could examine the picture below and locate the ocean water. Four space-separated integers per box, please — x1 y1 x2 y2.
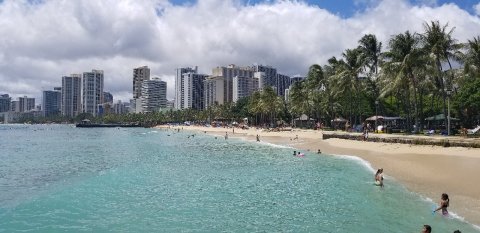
0 124 478 233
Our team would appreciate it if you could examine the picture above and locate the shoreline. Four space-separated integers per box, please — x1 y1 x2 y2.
157 125 480 227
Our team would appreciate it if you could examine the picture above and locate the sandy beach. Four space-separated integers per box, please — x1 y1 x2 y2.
157 125 480 227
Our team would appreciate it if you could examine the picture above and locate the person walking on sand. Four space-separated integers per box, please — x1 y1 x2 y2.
434 193 449 215
256 134 260 142
374 168 384 187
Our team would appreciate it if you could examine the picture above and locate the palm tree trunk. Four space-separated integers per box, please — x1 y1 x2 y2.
436 59 448 131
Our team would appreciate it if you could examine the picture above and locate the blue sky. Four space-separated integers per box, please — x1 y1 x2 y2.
169 0 480 17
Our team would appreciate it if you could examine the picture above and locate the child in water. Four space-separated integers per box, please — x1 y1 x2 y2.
434 193 449 215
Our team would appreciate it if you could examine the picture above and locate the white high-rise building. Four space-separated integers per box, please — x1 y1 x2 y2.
204 76 225 108
141 78 167 113
133 66 150 99
15 96 35 112
183 73 208 110
174 67 198 109
233 76 259 102
132 66 150 113
82 70 104 117
62 75 82 117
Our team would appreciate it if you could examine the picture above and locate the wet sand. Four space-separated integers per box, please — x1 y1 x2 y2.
156 125 480 226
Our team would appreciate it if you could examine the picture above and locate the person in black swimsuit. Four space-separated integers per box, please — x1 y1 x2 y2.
434 193 449 215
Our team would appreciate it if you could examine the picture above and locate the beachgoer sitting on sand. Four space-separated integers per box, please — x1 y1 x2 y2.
434 193 449 215
374 168 384 187
422 225 432 233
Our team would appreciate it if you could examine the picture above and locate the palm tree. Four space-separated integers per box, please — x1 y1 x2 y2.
359 34 382 75
420 21 462 132
380 31 427 132
305 64 325 121
462 36 480 79
288 80 309 125
332 48 364 125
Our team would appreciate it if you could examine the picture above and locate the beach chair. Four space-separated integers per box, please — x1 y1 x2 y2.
467 125 480 135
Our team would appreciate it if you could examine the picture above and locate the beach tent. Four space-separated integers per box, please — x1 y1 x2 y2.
425 113 459 130
331 117 348 130
294 114 314 128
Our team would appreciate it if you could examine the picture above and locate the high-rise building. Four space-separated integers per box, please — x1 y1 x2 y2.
0 94 11 113
175 67 198 109
285 76 305 102
276 73 291 96
133 66 150 99
133 66 150 113
254 65 277 90
103 92 113 104
290 75 305 85
62 75 82 117
166 100 174 109
233 76 259 102
129 99 136 113
253 65 291 96
42 88 61 117
82 70 104 117
211 65 255 103
204 76 225 108
11 101 19 112
113 100 128 114
141 78 167 113
183 73 208 110
17 96 35 112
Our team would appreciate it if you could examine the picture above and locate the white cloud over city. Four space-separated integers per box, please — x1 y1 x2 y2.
0 0 479 102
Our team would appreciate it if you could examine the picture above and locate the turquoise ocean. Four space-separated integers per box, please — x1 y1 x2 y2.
0 124 478 232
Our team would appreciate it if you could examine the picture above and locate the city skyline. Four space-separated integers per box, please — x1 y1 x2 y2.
1 0 480 102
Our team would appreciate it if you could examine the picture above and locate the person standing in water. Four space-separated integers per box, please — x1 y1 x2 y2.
374 168 384 187
434 193 449 215
225 132 228 140
256 134 260 142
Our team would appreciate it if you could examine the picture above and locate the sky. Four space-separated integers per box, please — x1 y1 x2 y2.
1 0 480 102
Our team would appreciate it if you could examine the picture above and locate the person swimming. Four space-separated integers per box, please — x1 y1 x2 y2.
374 168 384 187
434 193 449 215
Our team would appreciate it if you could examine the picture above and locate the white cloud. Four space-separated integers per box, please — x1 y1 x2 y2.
475 2 480 16
0 0 479 102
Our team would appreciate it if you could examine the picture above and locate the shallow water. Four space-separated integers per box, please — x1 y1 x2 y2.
0 125 477 232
